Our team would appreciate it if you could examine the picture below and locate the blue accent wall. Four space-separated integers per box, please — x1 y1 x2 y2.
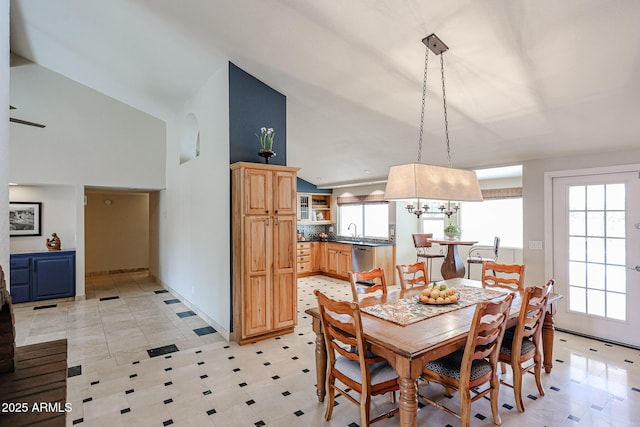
297 177 332 194
228 62 286 165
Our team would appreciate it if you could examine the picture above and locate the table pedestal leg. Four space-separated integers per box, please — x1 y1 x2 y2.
440 244 466 279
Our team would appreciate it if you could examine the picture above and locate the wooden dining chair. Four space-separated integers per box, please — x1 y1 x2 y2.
499 279 554 412
314 290 399 426
412 233 444 282
348 268 388 302
481 261 525 293
396 261 429 290
467 236 500 278
419 292 514 427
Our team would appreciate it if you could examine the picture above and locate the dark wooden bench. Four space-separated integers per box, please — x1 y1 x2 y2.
0 266 68 427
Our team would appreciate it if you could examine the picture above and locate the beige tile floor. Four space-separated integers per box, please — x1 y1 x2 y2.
9 272 640 426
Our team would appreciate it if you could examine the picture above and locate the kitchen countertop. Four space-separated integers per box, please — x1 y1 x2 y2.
297 240 394 247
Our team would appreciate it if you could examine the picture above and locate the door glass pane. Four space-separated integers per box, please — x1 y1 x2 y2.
606 212 625 238
586 237 604 263
587 289 605 316
606 238 626 265
569 186 585 210
569 211 585 235
586 185 604 210
606 265 626 293
586 212 605 237
569 261 586 286
606 183 625 210
569 286 586 313
569 236 586 261
586 263 605 290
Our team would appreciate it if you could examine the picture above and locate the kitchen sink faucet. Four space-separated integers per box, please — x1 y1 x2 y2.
348 223 358 238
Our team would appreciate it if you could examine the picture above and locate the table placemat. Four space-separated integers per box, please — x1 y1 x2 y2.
360 284 507 326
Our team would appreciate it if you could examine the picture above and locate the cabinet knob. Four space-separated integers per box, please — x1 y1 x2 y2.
275 210 278 214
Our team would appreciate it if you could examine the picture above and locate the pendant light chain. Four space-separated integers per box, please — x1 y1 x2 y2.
417 47 429 163
440 53 452 168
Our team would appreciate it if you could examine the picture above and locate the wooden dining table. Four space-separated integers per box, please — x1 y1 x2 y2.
305 277 562 427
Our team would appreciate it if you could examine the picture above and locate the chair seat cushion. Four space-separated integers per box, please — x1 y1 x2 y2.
424 349 492 381
335 356 398 385
500 336 536 356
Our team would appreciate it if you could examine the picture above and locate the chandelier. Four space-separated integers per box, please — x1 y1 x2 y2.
384 34 482 218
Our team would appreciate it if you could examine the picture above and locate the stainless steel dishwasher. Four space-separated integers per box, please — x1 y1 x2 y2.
352 244 373 273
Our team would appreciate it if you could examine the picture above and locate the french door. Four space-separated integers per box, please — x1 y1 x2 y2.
552 170 640 347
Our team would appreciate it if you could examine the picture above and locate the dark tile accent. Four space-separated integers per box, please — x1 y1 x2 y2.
255 421 265 427
502 403 513 410
568 415 580 422
195 350 203 354
34 304 57 310
82 397 92 403
347 423 358 427
256 350 263 354
294 410 304 417
302 368 310 373
246 399 255 406
68 365 82 377
551 386 561 391
203 390 212 395
200 374 208 379
99 296 120 301
625 359 634 363
228 356 235 360
474 413 486 421
264 362 270 366
164 299 180 304
560 338 567 342
164 355 172 359
164 367 172 372
125 389 134 394
633 387 640 393
164 381 173 386
164 398 173 405
129 374 137 378
90 380 99 386
133 361 140 365
605 343 613 347
282 391 290 397
556 359 565 363
177 311 196 318
527 394 537 400
72 418 84 425
233 368 241 372
292 356 299 360
193 326 216 336
589 348 598 352
591 404 603 411
239 382 247 387
163 420 174 426
272 375 280 380
154 289 169 294
120 408 131 414
148 344 179 358
282 346 289 349
207 409 217 416
223 346 230 349
197 361 205 365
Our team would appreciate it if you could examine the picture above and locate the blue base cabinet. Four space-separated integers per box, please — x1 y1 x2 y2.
9 251 76 303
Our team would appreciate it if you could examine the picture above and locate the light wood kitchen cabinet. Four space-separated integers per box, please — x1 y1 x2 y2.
297 193 332 224
326 242 352 280
311 242 324 272
296 242 312 276
231 162 299 345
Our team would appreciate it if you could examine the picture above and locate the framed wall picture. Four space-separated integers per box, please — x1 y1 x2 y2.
9 202 42 237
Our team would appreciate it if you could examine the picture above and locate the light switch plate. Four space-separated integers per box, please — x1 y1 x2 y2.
528 240 543 250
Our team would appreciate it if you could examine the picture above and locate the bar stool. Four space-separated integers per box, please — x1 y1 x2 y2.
412 234 444 282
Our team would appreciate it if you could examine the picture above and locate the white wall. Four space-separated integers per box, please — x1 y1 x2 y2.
0 2 9 276
523 148 640 287
158 64 231 338
10 57 166 189
9 185 76 253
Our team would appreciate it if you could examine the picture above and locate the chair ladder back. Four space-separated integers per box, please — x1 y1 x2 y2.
481 261 525 292
349 268 388 301
396 262 429 290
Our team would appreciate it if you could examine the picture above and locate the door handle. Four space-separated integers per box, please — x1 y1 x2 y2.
632 265 640 272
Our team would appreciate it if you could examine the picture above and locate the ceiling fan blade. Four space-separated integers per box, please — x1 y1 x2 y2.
10 117 46 128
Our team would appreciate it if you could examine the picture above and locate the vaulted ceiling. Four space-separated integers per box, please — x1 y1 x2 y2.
9 0 640 187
